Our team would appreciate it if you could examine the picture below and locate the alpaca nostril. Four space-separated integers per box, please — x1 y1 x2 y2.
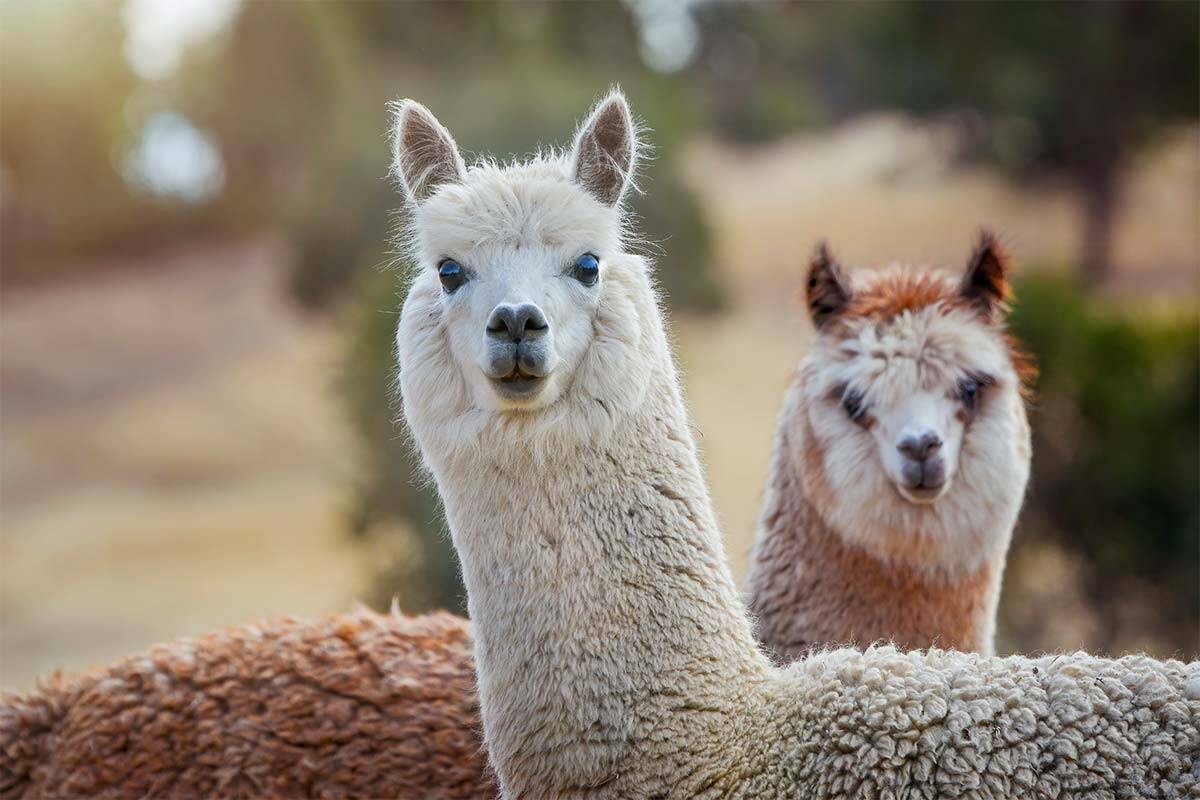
897 430 943 462
486 303 549 343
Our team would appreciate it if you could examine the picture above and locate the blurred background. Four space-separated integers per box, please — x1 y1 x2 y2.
1 1 1196 690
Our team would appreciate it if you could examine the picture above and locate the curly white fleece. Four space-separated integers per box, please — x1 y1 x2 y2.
752 647 1199 798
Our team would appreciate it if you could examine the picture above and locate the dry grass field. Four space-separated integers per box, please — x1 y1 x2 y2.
0 238 366 688
1 120 1195 690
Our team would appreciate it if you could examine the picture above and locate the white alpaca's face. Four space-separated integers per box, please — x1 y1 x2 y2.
796 239 1032 571
410 174 620 412
389 93 659 462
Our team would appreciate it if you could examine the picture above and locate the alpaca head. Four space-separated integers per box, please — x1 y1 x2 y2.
795 232 1033 572
390 91 662 464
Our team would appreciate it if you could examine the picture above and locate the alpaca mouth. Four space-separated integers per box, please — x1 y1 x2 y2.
895 480 948 505
498 365 539 382
896 457 948 504
490 367 547 398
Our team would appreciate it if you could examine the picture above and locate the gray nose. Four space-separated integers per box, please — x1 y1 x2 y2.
486 303 549 343
897 430 943 462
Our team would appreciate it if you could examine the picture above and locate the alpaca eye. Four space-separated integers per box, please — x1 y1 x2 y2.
572 253 600 286
958 379 979 410
841 389 867 424
438 259 466 293
957 372 994 412
955 376 984 412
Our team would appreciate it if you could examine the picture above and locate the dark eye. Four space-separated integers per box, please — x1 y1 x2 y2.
958 379 979 410
572 253 600 286
957 373 994 411
840 387 868 424
438 259 466 293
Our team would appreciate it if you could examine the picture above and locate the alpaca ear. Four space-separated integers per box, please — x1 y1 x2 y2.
806 242 852 329
958 230 1011 320
389 99 466 206
571 90 639 207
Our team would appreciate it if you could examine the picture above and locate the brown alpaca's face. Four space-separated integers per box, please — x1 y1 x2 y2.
817 308 999 504
797 235 1034 571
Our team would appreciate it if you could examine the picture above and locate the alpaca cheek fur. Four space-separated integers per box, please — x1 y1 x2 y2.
397 279 462 421
573 265 656 417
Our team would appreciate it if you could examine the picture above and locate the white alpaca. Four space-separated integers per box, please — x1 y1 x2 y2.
393 91 1199 799
748 236 1033 662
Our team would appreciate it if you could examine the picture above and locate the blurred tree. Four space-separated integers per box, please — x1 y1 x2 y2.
0 2 139 273
859 2 1196 284
693 1 1199 284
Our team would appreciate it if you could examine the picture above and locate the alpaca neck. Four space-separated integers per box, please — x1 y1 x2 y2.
748 396 1002 664
432 367 769 796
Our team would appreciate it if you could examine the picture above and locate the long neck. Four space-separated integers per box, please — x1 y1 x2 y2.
748 383 1002 664
433 366 769 796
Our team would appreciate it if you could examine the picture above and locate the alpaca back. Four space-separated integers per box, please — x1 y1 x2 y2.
752 646 1200 798
0 609 495 800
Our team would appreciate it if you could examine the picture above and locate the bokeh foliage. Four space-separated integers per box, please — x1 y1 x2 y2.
2 1 1194 652
1006 276 1199 653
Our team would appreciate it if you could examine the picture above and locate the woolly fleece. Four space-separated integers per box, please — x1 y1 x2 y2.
0 609 495 800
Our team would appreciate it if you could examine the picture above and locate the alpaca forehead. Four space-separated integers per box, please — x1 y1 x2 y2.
417 162 619 257
820 305 1010 395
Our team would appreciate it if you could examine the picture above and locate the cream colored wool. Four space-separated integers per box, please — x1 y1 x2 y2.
394 90 1200 798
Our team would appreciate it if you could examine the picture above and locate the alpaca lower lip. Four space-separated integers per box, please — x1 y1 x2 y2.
490 373 546 397
897 483 946 504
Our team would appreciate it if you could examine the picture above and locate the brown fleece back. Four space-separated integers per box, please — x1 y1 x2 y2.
0 609 496 800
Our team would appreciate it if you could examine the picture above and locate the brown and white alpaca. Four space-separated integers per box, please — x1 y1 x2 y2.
748 235 1034 663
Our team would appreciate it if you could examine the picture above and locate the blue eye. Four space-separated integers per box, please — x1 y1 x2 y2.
438 259 466 293
572 253 600 286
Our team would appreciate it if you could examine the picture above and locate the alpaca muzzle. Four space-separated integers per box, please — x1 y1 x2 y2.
483 302 554 393
896 428 948 501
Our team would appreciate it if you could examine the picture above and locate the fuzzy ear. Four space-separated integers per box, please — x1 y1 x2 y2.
958 230 1011 320
570 90 639 207
389 100 466 205
806 242 852 329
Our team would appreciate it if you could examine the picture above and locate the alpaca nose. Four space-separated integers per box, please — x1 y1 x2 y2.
486 303 549 343
897 429 943 462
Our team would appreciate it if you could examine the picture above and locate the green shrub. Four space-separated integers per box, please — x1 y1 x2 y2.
1005 274 1198 654
629 165 723 313
341 266 461 614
